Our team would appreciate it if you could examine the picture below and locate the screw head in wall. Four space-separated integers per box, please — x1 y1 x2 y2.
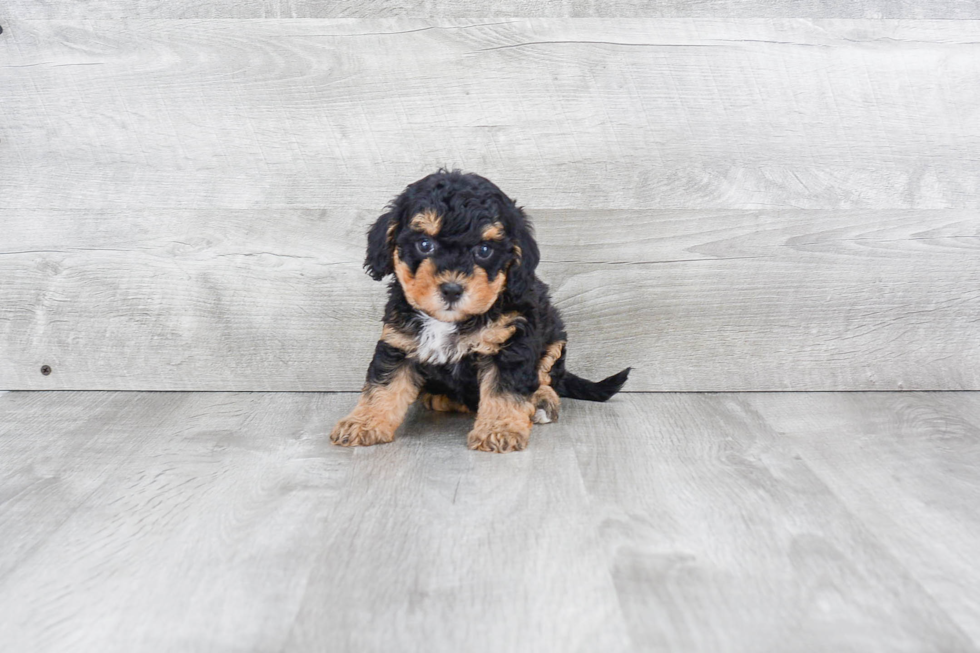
41 365 52 376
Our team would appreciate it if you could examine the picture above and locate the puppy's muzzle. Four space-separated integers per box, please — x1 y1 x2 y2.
439 282 464 305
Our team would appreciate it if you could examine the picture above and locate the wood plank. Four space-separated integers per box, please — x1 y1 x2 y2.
0 391 355 652
742 392 980 645
0 391 631 653
2 208 977 391
2 391 978 651
283 398 631 653
6 1 980 19
568 393 978 652
2 19 980 210
0 391 172 582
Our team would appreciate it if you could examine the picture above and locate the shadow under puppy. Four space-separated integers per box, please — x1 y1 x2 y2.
331 170 630 453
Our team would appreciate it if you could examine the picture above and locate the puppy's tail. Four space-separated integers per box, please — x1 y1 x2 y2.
555 368 631 402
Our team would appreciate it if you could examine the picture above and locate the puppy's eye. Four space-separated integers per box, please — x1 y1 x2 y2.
416 237 434 255
474 242 493 260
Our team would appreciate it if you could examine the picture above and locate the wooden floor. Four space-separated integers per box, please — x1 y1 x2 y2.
1 390 978 652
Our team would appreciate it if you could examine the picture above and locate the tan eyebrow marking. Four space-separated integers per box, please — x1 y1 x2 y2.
481 222 505 241
409 210 442 236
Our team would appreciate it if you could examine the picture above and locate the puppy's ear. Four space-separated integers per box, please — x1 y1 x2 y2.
506 209 540 297
364 210 397 281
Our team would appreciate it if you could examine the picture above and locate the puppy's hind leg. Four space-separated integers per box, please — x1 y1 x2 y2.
531 341 565 424
420 392 471 413
531 385 560 424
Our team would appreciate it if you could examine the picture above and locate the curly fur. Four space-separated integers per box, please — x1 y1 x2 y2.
331 169 630 453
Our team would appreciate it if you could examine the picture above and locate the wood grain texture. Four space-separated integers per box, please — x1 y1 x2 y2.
570 393 979 652
742 392 980 644
2 19 980 210
285 397 630 652
2 208 977 391
6 0 980 19
1 390 978 651
2 18 978 391
0 391 353 652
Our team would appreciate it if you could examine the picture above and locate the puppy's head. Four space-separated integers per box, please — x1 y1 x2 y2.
365 170 539 323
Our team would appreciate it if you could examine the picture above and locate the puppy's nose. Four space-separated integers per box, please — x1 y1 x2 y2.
439 282 464 304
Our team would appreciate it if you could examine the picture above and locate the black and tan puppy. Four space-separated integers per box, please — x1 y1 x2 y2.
331 170 630 453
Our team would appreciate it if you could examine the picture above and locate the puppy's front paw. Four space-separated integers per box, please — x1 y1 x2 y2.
330 416 394 447
467 422 530 453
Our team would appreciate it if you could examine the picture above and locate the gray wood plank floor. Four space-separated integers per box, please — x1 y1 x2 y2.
1 391 977 652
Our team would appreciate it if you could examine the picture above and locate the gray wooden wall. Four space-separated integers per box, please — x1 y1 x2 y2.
1 5 978 391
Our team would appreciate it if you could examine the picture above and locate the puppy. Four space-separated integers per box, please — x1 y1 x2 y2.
331 170 630 453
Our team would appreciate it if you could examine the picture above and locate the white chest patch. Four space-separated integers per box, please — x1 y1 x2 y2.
416 313 459 365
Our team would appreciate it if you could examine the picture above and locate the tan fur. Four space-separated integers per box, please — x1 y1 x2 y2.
531 385 560 423
394 251 444 317
410 210 442 236
530 341 565 423
435 269 468 286
393 250 507 323
380 324 418 354
457 312 522 356
481 222 505 241
467 366 534 453
537 341 565 386
461 267 506 318
420 392 471 413
379 312 522 368
330 367 420 446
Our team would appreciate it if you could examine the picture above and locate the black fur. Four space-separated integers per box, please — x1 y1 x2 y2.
363 169 630 410
365 340 411 386
555 368 633 402
364 209 395 281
